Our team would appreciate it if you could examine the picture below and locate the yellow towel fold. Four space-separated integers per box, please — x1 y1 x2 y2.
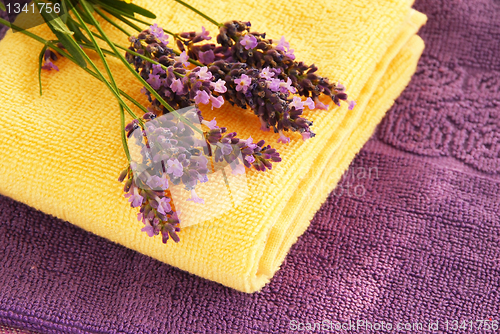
0 0 426 292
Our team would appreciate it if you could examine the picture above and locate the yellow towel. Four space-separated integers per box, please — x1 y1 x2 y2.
0 0 426 292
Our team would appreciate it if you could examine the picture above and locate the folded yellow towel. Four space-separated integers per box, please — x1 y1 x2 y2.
0 0 426 292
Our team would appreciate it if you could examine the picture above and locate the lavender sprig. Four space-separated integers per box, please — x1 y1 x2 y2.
179 21 356 111
126 28 225 112
119 166 181 244
207 61 316 142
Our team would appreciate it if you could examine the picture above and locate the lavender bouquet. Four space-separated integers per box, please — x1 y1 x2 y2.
0 0 354 245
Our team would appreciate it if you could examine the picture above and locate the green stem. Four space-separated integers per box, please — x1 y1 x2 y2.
95 5 143 32
99 5 182 40
93 6 131 36
0 17 140 161
0 18 148 117
172 0 222 27
79 0 203 135
80 43 185 78
70 8 204 67
119 105 131 161
69 0 137 159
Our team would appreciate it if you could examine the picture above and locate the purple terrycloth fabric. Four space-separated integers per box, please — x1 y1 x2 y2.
1 0 500 333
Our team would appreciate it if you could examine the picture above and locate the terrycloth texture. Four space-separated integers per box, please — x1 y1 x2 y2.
0 0 426 292
0 326 35 334
1 0 499 332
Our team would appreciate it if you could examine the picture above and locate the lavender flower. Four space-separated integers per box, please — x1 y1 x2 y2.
147 175 169 190
141 222 155 237
234 74 251 93
211 79 227 93
121 25 285 244
201 117 219 129
149 23 169 45
180 20 350 110
187 189 204 204
199 50 215 64
175 51 190 67
206 62 315 141
167 158 184 178
275 36 295 60
41 49 59 71
124 187 144 207
240 34 258 50
155 197 172 215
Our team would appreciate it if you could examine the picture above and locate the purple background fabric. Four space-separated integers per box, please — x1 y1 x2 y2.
1 0 500 333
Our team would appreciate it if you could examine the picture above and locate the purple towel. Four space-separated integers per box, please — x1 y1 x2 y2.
1 0 500 333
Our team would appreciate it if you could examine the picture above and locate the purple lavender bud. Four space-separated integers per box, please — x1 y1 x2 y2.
118 169 128 182
198 50 215 64
125 119 139 132
41 60 59 71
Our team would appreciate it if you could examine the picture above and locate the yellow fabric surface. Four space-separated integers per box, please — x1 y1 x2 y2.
0 0 426 292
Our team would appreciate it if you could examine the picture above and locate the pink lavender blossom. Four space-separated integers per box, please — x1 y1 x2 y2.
149 23 169 45
304 97 315 110
235 74 251 93
125 188 144 208
259 67 274 80
231 163 245 175
170 78 185 94
275 36 289 52
141 221 155 237
243 137 258 150
277 131 290 144
150 23 163 37
167 158 184 177
301 131 312 141
220 142 233 155
268 78 281 92
201 117 219 130
147 74 162 90
187 189 204 204
199 26 211 40
280 78 296 94
240 34 258 50
289 96 304 110
198 50 215 64
156 197 172 215
314 97 329 110
210 95 224 109
275 36 295 59
152 64 164 75
175 51 190 67
245 155 255 164
196 67 213 81
348 100 357 110
211 79 227 93
194 90 210 104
